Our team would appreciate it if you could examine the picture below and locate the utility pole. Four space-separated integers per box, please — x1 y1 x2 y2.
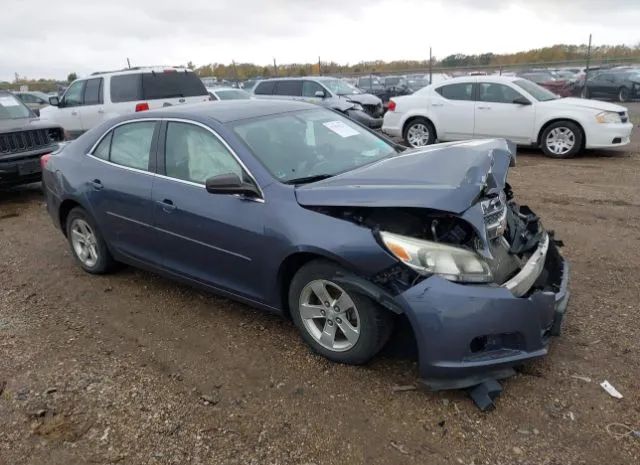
232 60 239 87
273 58 277 77
429 47 433 84
318 56 321 76
584 33 592 98
127 58 131 69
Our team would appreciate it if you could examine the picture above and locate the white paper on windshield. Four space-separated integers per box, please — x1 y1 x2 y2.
0 96 19 106
323 120 359 138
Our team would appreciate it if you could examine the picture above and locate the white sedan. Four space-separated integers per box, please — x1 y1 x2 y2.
382 76 633 158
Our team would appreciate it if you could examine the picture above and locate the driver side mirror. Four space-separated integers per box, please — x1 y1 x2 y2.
314 90 326 98
205 173 260 198
49 96 60 106
512 96 531 105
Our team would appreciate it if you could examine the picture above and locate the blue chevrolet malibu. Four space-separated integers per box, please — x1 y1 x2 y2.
42 100 569 390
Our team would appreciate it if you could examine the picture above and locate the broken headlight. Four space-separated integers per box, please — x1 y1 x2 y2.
380 231 493 283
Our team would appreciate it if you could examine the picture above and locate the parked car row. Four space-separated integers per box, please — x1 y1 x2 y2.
382 76 633 158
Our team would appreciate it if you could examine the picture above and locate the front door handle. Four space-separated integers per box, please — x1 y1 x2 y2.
432 103 444 107
477 106 492 110
71 111 78 116
157 199 176 212
90 179 103 190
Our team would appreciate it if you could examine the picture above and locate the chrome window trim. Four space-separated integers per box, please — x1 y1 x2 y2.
86 117 265 203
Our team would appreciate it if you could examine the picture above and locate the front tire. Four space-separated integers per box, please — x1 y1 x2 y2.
618 87 630 103
403 117 436 148
66 207 117 274
289 260 394 365
540 121 583 159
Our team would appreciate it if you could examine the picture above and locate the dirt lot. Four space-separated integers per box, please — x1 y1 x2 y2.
1 104 639 465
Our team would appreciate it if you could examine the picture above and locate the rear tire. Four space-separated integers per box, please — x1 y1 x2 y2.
65 207 117 274
581 87 590 99
403 117 436 148
288 260 394 365
540 121 583 159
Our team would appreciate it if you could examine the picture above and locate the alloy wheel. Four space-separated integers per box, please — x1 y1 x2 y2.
298 279 360 352
70 219 99 268
406 123 430 147
545 127 576 156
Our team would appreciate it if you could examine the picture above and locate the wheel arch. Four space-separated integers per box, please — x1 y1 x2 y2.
537 118 586 149
58 198 84 236
402 114 438 141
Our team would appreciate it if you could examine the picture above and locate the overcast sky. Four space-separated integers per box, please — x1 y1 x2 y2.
1 0 638 81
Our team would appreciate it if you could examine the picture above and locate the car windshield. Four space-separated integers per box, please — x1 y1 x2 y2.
216 89 251 100
232 108 397 183
358 78 383 88
513 79 559 101
321 79 361 95
0 94 32 119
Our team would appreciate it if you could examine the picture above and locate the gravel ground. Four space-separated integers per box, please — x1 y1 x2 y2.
1 103 639 465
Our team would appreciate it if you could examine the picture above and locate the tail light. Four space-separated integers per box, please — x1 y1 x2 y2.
40 153 52 169
388 100 396 112
135 102 149 112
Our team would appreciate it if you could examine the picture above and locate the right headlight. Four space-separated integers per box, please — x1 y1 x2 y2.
595 111 621 124
380 231 493 283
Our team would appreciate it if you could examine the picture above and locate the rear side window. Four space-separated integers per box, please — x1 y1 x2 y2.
141 72 207 99
110 74 142 103
109 122 156 171
274 80 302 96
93 131 112 160
435 83 474 101
254 81 275 95
83 78 103 105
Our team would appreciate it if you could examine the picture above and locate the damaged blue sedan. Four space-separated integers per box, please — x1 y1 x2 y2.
42 100 569 391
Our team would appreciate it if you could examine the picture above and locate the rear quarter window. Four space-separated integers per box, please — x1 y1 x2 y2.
254 81 276 95
110 74 142 103
141 71 207 99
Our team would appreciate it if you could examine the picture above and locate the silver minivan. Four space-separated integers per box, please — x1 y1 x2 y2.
252 77 384 129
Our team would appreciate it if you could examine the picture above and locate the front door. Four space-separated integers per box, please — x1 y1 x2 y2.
83 120 161 264
151 121 266 301
78 77 106 131
55 80 85 137
473 82 536 144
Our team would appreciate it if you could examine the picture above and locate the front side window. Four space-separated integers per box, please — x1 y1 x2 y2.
302 81 325 97
165 122 243 184
109 122 155 171
478 83 523 104
63 81 85 107
233 108 397 183
435 83 474 101
84 78 103 105
274 80 302 97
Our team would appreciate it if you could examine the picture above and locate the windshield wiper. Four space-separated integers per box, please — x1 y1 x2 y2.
285 174 334 185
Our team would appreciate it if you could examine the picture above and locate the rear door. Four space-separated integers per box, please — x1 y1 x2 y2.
84 120 161 264
431 81 475 140
141 71 210 109
151 120 266 300
77 77 105 131
589 73 616 97
473 82 535 144
273 80 303 101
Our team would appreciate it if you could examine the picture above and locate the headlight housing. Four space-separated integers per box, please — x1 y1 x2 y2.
380 231 493 283
595 111 622 124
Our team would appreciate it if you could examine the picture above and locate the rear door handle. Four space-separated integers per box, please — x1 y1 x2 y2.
432 103 444 107
97 108 105 114
90 179 103 190
157 199 176 212
477 106 492 110
71 111 78 116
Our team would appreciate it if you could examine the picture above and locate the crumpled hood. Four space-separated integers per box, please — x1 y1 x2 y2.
337 93 382 106
0 116 62 133
542 97 628 113
295 139 515 214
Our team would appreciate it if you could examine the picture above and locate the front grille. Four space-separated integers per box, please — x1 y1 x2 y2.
0 129 56 155
619 111 628 123
362 103 383 118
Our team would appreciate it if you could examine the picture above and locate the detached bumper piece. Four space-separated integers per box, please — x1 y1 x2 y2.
346 109 383 129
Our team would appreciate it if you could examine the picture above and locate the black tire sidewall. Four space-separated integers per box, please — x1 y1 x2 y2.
288 260 392 365
619 87 629 102
65 207 113 274
403 118 435 148
540 121 583 159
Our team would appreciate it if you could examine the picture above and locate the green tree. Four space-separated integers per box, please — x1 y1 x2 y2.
67 72 77 83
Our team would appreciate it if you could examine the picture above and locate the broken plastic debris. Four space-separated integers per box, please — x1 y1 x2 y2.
600 380 623 399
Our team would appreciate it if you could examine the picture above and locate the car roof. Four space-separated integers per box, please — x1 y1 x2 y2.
88 66 193 77
436 75 522 84
141 99 316 123
256 76 341 82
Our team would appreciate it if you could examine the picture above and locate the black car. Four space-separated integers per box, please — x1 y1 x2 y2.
0 91 64 188
582 70 640 102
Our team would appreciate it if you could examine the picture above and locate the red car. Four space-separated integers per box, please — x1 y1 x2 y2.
518 72 574 97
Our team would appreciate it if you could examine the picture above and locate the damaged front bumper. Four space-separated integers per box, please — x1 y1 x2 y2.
394 236 569 391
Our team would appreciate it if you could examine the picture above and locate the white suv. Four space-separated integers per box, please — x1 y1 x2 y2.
40 67 210 138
